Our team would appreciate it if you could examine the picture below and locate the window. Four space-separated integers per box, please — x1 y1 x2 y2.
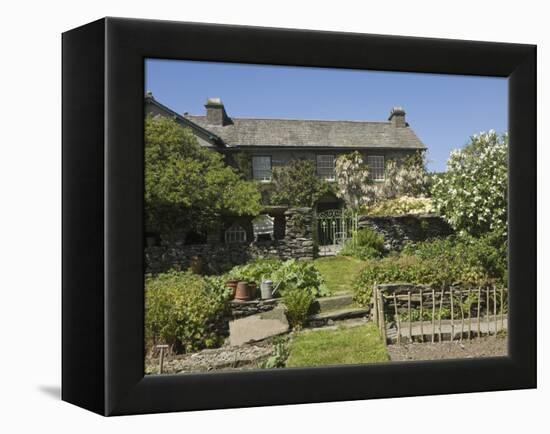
225 223 247 244
367 155 385 181
252 156 272 181
316 154 335 180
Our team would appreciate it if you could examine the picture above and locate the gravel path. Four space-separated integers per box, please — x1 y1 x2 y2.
387 336 507 361
145 341 276 375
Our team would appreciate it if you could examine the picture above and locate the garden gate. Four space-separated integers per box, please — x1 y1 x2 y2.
314 208 358 256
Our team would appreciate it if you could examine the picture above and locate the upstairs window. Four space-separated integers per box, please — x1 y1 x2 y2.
225 223 247 244
367 155 385 181
316 154 335 180
252 156 272 181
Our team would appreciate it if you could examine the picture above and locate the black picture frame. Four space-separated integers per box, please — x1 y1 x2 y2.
62 17 536 416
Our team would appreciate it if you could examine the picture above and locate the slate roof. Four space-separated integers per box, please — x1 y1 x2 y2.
145 94 426 150
185 115 426 150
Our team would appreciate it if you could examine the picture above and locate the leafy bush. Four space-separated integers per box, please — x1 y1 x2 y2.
226 259 329 297
431 131 508 236
270 159 329 207
258 337 290 369
282 287 316 329
362 196 435 216
401 232 507 286
226 259 282 283
352 234 507 307
339 227 385 260
145 271 232 353
270 259 330 297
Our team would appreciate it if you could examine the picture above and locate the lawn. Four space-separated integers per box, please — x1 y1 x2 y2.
314 256 365 294
286 324 389 368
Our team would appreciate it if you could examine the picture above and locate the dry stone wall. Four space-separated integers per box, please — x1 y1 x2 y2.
145 207 315 274
358 213 453 251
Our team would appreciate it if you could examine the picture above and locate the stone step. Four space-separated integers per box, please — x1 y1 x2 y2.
307 307 370 327
310 293 355 314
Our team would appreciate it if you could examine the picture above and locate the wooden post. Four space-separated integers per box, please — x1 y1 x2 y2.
439 288 444 343
408 291 412 343
500 287 505 331
157 344 169 375
393 293 401 345
450 287 454 342
372 285 379 328
468 288 472 341
485 286 491 336
477 287 482 338
493 285 498 336
459 289 465 342
419 289 424 342
431 289 436 343
378 288 387 344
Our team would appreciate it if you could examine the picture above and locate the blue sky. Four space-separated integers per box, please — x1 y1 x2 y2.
145 59 507 172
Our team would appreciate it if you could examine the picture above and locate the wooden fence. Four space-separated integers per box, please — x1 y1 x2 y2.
371 283 508 344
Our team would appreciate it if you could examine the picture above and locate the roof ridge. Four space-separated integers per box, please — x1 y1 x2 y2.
186 114 393 125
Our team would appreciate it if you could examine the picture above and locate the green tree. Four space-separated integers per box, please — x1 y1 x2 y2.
431 131 508 236
270 159 329 207
145 116 261 234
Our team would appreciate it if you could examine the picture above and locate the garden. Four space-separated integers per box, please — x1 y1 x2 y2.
144 115 509 374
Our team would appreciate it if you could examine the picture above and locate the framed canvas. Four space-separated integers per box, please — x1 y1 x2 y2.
62 17 536 416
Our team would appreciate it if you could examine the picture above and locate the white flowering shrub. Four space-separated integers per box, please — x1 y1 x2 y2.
334 151 377 209
431 131 508 236
381 152 429 200
364 196 435 216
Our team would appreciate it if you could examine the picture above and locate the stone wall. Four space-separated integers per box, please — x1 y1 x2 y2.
145 207 315 274
228 299 279 319
358 213 453 251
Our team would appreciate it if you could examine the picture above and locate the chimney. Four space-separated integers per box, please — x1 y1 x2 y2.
205 97 228 126
388 107 407 127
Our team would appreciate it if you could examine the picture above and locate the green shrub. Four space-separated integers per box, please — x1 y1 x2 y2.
339 227 385 260
226 259 282 283
270 159 329 207
270 259 330 297
145 271 231 353
282 287 315 329
258 337 290 369
226 258 329 297
352 234 506 307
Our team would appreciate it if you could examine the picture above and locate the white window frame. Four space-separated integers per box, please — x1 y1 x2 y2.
367 155 385 181
225 223 247 244
316 154 335 181
252 155 272 182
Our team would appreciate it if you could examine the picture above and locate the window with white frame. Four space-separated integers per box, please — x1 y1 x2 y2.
252 156 272 181
316 154 335 180
367 155 385 181
225 223 247 244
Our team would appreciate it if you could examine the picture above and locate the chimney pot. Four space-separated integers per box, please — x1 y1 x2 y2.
388 106 407 127
205 98 228 125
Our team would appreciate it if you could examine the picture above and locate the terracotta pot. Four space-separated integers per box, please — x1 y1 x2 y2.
248 282 258 299
225 279 239 298
234 281 250 301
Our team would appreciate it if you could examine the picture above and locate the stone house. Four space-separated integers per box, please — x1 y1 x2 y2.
145 93 426 245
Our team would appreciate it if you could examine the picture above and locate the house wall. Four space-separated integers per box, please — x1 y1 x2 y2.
243 149 415 168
